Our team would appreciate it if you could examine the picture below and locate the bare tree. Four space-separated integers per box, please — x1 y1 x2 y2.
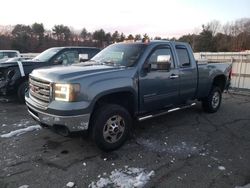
207 20 221 36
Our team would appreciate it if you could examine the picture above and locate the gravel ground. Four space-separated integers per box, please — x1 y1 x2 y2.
0 92 250 188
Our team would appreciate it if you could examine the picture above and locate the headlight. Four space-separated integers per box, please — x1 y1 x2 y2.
54 83 80 102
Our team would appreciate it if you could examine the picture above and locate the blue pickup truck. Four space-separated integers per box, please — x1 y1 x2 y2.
25 41 232 151
0 47 100 102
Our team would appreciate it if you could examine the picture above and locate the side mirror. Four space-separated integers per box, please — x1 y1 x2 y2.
156 55 171 71
79 54 89 62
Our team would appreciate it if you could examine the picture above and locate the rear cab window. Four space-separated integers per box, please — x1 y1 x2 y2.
175 45 191 67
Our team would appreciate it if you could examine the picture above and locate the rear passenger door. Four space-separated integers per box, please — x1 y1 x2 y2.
176 45 197 102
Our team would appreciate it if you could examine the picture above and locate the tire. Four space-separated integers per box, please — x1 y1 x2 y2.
17 81 29 103
202 86 222 113
91 104 132 151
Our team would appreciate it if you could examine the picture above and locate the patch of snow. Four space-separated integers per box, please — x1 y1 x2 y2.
18 185 29 188
218 166 226 171
235 183 250 188
83 162 87 166
2 124 7 127
211 156 219 161
94 178 110 188
14 120 31 127
177 176 183 180
66 182 75 187
199 152 209 156
0 125 41 138
136 138 199 155
89 167 154 188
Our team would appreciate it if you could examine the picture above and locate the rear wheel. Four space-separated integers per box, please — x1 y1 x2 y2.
17 81 29 103
202 86 222 113
91 104 132 151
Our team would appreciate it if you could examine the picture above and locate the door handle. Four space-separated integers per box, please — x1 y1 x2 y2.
169 74 179 79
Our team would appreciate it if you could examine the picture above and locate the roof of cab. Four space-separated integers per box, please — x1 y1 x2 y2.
120 40 188 47
49 46 100 50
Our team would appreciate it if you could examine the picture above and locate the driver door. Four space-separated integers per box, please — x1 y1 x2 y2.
139 45 179 113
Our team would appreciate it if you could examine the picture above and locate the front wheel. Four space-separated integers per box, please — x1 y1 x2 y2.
202 87 222 113
17 81 29 103
91 104 132 151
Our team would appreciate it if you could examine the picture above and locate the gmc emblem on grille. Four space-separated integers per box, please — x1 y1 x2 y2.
30 85 39 93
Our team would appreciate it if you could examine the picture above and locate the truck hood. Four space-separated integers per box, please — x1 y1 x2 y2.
31 64 131 82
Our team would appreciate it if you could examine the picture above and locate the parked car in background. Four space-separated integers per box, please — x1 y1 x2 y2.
0 50 21 63
5 57 32 62
25 41 232 151
0 46 100 102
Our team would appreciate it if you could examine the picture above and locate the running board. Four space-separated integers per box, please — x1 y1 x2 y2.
138 102 196 121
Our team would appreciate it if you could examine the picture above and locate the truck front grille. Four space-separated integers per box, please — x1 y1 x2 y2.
29 76 51 107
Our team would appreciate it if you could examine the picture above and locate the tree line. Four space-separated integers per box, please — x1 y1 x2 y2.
0 18 249 53
179 18 250 52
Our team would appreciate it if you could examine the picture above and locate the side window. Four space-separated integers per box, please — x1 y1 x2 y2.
176 46 190 67
54 51 79 65
64 51 79 64
6 52 18 58
54 53 68 65
0 52 4 59
147 48 174 71
88 50 97 58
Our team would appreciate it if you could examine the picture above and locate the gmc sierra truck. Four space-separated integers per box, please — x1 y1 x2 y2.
0 47 100 102
25 41 232 151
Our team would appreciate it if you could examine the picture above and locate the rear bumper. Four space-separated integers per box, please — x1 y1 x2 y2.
25 95 90 132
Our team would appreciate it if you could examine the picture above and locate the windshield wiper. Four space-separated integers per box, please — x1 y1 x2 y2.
103 61 117 66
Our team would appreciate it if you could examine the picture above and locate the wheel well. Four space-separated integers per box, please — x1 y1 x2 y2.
92 92 136 116
88 91 136 132
212 75 226 92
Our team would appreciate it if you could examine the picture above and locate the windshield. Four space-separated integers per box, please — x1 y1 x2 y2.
33 48 60 62
92 43 146 67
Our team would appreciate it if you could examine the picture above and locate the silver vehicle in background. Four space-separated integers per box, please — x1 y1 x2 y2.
0 50 21 63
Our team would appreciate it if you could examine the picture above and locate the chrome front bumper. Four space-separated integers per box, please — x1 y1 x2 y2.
26 102 90 132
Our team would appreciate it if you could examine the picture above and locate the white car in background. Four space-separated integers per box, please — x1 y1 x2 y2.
0 50 21 63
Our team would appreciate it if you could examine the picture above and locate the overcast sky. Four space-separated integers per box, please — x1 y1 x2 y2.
0 0 249 38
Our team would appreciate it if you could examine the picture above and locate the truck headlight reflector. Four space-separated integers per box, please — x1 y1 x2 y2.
54 83 80 102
